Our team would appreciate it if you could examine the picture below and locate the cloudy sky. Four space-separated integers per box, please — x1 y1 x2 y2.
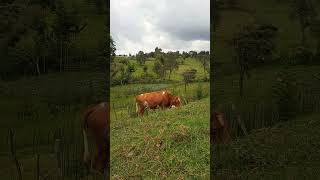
111 0 210 55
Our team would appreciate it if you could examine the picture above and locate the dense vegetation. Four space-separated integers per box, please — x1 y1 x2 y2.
0 0 109 179
0 0 108 80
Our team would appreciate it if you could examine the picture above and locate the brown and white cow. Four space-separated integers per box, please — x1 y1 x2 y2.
211 111 230 144
135 90 182 116
82 102 109 173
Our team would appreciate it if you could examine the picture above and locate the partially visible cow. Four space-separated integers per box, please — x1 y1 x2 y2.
211 111 230 144
82 102 109 174
135 90 182 116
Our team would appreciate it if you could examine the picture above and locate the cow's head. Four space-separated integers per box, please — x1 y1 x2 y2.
170 96 182 108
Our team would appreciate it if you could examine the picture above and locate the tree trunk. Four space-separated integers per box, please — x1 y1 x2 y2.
43 56 46 74
239 72 244 97
60 41 63 72
36 57 40 76
169 70 172 80
301 26 306 46
300 17 306 46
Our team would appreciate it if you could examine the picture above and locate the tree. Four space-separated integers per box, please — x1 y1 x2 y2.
198 54 210 73
136 51 146 64
126 63 135 82
164 52 179 80
310 19 320 56
182 69 197 92
52 0 87 72
290 0 316 45
110 35 116 62
182 51 190 59
143 65 148 78
153 57 166 79
154 47 162 58
189 51 197 58
233 24 277 96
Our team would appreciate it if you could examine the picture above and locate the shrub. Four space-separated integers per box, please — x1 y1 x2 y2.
288 46 313 65
195 83 204 100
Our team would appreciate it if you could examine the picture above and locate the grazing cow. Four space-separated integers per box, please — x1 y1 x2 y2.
82 102 109 173
135 90 182 116
211 111 230 144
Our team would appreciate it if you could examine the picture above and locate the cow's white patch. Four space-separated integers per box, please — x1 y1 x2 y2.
143 101 149 107
140 94 144 96
162 91 165 95
178 97 181 103
171 105 176 108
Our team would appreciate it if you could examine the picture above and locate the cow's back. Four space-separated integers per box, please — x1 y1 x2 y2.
136 90 172 108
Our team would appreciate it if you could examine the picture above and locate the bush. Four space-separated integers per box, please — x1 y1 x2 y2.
288 46 313 65
195 83 204 100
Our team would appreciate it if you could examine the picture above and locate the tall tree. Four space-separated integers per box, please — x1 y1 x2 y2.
52 0 87 72
136 51 146 64
310 20 320 55
110 35 116 62
290 0 316 45
233 24 277 96
164 52 179 80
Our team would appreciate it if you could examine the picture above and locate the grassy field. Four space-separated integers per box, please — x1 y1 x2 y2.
215 112 320 179
111 97 210 179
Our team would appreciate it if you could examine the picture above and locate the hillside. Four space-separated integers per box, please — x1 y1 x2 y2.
215 112 320 179
110 97 210 179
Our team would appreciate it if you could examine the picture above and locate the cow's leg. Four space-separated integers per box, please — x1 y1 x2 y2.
139 105 145 116
92 139 107 173
93 150 106 173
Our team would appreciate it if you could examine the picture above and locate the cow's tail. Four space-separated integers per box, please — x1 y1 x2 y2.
135 102 139 114
82 105 95 164
83 129 89 163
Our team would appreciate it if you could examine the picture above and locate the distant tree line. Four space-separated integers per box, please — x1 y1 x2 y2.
110 43 210 85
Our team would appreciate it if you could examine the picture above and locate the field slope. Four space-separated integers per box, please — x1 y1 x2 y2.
111 98 210 179
215 112 320 180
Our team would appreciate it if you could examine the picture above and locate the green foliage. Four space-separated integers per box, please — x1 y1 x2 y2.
153 55 166 79
233 23 278 96
136 51 146 65
110 35 116 60
164 51 179 80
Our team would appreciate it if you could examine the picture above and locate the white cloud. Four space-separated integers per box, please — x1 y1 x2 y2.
111 0 210 55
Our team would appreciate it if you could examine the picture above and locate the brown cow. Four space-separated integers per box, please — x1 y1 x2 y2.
211 111 230 144
82 102 109 174
135 90 182 116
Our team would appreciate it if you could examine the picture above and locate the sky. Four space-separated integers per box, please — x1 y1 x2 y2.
111 0 210 55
